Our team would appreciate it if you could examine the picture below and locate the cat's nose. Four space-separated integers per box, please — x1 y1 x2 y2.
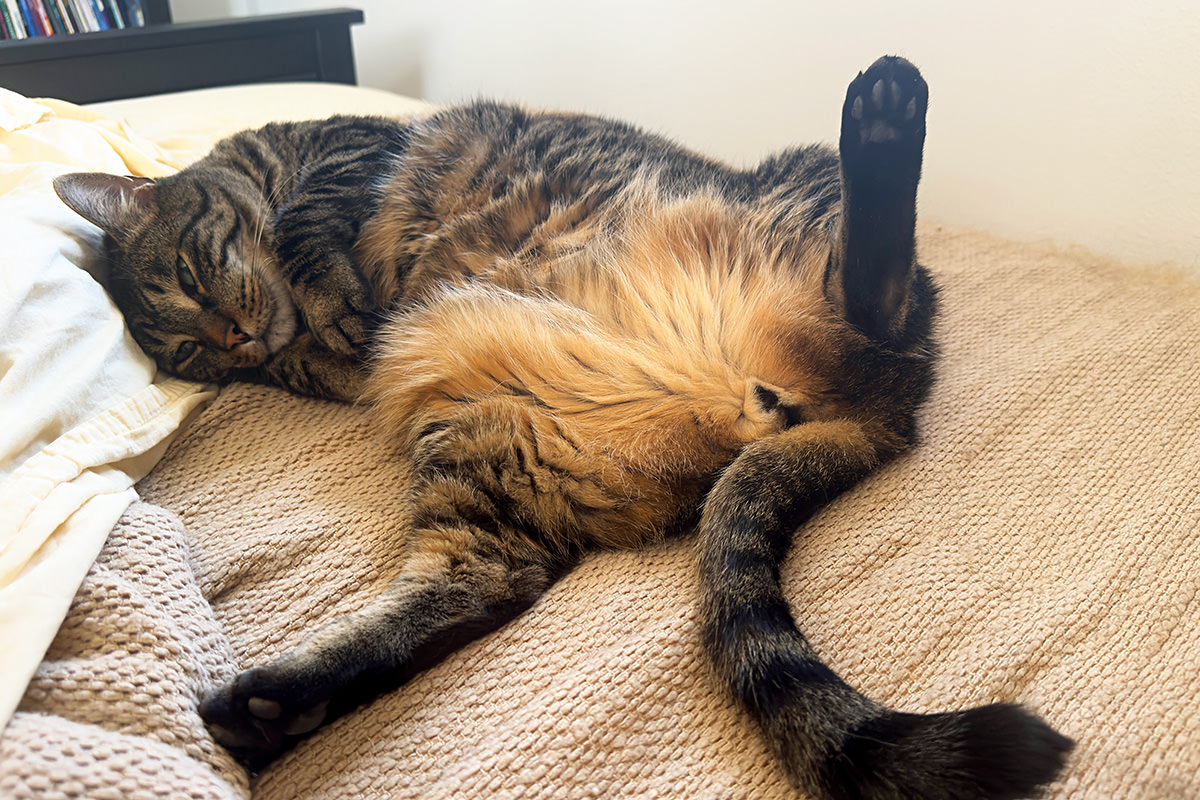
225 322 250 350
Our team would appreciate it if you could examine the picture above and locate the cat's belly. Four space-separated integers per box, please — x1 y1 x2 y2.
363 203 852 548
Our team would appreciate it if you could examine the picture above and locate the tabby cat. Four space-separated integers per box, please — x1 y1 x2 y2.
55 57 1072 799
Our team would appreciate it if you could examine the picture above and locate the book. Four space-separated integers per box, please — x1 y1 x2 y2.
53 0 77 33
31 0 56 35
41 0 67 34
105 0 126 29
119 0 143 28
0 0 20 38
4 0 26 38
0 0 14 38
85 0 110 30
64 0 81 29
73 0 100 30
15 0 42 37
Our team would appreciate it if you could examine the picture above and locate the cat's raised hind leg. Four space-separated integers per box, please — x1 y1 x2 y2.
700 58 1073 799
830 55 929 346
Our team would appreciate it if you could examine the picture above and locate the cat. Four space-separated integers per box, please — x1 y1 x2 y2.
54 57 1073 800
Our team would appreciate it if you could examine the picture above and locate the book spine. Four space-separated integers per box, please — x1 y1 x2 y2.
75 0 100 30
42 0 66 33
85 0 110 30
0 0 12 39
106 0 125 29
16 0 42 37
66 0 80 32
9 0 28 37
83 0 106 30
54 0 77 32
30 0 55 35
2 0 26 38
120 0 142 28
62 0 83 31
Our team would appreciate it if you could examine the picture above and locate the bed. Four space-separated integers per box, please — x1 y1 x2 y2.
2 73 1198 800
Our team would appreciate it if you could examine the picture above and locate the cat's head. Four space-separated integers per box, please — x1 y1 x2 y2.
53 169 298 383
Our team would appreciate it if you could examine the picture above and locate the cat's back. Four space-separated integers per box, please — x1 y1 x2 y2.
391 100 730 198
354 100 764 304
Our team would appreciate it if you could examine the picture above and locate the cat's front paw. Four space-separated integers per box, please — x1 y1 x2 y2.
841 55 928 156
303 288 375 356
199 666 332 770
257 333 365 402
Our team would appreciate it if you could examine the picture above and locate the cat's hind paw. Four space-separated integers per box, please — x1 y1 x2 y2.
841 55 928 155
199 667 331 770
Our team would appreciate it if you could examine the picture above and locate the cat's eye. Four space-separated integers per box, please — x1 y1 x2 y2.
172 340 200 367
176 257 199 296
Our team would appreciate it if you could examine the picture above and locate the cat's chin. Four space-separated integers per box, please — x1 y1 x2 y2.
250 261 300 355
262 298 299 355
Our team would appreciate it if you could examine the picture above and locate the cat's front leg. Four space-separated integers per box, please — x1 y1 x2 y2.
270 195 378 356
241 332 365 402
280 251 377 357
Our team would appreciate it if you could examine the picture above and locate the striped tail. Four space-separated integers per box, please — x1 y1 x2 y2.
697 421 1073 800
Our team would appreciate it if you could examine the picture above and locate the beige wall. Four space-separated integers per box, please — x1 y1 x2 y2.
176 0 1200 272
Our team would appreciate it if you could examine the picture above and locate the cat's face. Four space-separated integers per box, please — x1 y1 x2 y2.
55 169 298 383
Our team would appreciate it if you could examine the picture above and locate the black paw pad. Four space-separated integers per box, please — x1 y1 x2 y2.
198 669 332 769
247 696 283 720
842 56 928 148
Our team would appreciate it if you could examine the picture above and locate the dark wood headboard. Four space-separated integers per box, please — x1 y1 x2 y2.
0 7 363 104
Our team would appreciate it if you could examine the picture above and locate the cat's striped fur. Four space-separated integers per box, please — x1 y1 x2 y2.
55 57 1072 799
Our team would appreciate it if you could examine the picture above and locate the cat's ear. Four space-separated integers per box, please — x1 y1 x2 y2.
53 173 159 245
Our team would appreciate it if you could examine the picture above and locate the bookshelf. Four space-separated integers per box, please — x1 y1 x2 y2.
2 0 172 37
0 5 363 103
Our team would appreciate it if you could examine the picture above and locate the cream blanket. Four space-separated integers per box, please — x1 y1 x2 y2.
3 223 1197 799
0 87 216 733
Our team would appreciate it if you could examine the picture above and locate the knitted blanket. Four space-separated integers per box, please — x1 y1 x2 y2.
4 224 1198 799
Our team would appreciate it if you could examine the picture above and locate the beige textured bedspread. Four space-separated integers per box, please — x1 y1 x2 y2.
4 224 1199 799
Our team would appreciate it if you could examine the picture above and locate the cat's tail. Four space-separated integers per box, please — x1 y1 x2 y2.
697 421 1073 800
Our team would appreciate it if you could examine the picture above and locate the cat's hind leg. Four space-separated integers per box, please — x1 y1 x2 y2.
199 478 569 769
829 55 930 346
